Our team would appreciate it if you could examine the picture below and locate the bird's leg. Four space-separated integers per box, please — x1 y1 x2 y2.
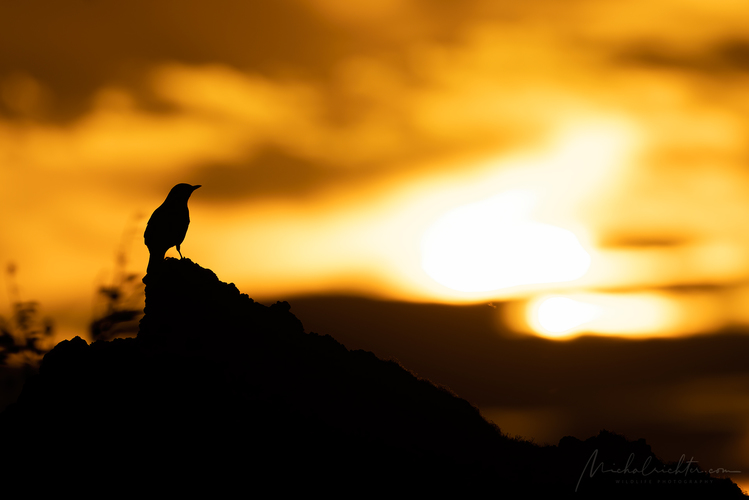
177 244 183 259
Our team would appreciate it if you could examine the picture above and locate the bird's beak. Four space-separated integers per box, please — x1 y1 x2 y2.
192 185 202 191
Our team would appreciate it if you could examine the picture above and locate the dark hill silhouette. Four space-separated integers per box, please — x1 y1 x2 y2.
0 258 744 497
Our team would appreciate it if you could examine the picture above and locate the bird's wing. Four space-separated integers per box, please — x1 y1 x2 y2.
144 205 190 250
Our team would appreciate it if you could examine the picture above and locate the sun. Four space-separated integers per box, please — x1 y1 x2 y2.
420 190 591 293
535 296 601 337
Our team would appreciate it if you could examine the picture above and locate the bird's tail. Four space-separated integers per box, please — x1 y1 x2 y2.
146 249 167 275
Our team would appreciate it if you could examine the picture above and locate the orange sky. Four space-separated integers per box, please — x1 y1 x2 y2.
1 2 749 490
3 0 749 344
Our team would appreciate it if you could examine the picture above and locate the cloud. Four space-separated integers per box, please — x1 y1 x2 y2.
3 0 749 339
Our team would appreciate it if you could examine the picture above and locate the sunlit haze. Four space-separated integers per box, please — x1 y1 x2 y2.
421 190 591 292
3 1 749 343
2 0 749 491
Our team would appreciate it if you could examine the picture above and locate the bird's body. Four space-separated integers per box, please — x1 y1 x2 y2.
145 183 201 274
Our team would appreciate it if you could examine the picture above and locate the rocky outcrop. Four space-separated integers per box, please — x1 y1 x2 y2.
0 258 743 498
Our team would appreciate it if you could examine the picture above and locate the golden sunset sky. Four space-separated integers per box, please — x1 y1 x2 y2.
4 0 749 343
2 0 749 492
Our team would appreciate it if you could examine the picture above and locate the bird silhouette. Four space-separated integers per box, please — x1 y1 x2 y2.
145 183 201 274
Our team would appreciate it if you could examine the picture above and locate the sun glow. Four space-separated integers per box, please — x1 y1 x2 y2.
524 291 728 340
420 190 591 293
536 297 601 336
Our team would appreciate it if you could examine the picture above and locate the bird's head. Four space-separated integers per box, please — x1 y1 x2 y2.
165 183 201 202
